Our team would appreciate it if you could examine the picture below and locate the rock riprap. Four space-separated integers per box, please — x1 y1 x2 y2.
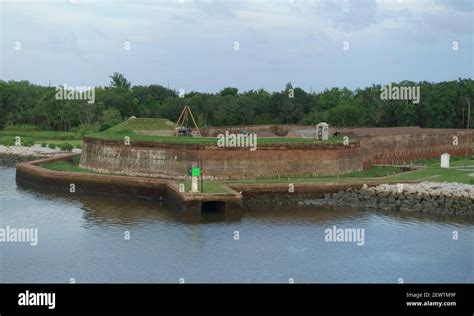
299 182 474 215
0 145 81 166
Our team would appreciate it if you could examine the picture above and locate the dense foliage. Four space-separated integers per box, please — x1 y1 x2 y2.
0 73 472 132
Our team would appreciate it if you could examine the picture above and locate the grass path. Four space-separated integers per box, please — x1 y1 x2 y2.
225 160 474 185
40 158 474 185
179 180 230 193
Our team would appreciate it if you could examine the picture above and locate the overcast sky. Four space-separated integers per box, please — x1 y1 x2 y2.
0 0 472 93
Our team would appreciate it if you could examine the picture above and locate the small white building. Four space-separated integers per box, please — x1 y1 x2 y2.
316 122 329 141
440 153 450 169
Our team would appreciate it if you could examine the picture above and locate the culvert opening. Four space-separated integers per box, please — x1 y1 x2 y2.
201 201 226 213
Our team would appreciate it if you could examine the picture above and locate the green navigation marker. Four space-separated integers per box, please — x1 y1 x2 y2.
192 167 201 177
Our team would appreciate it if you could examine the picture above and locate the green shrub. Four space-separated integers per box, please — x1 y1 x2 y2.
22 138 34 147
41 143 48 147
58 142 74 151
0 136 34 147
75 143 82 149
0 136 15 146
48 143 57 149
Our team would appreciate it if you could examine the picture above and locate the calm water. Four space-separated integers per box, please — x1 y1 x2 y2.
0 166 473 283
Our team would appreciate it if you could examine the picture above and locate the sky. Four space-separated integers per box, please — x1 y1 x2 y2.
0 0 473 93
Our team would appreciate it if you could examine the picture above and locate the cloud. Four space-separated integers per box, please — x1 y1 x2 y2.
319 0 378 31
0 0 471 92
435 0 473 12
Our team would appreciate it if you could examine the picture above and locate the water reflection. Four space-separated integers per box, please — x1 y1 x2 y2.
16 180 242 225
2 167 473 283
15 177 474 228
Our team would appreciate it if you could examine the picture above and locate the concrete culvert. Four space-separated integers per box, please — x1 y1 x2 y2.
201 201 226 213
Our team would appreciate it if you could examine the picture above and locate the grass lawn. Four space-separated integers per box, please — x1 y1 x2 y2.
87 130 349 145
0 130 83 148
88 117 351 144
386 167 473 184
40 156 92 173
179 180 230 193
225 160 474 185
339 166 403 178
0 130 80 140
0 135 35 146
225 166 407 184
410 155 474 167
107 118 175 132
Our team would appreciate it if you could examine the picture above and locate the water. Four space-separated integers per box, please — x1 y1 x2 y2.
1 166 473 283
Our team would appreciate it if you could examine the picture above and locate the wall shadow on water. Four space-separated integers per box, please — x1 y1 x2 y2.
15 180 474 228
240 203 367 225
373 208 474 228
15 181 242 226
240 202 474 227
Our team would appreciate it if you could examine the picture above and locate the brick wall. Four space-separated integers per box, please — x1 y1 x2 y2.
80 137 362 179
16 155 168 199
79 128 472 179
360 130 472 167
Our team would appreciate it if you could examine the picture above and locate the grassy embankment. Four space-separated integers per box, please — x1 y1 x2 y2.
386 157 474 184
87 118 348 145
40 156 92 173
225 157 474 185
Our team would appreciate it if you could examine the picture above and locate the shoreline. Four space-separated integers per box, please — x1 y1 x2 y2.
0 145 81 167
11 154 473 216
299 182 474 216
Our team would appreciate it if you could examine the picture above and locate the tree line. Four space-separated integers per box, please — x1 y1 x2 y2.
0 73 472 133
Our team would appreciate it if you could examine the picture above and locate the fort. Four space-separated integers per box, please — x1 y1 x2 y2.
78 123 472 180
14 118 474 215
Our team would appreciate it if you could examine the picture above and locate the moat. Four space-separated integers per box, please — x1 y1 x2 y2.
1 166 473 283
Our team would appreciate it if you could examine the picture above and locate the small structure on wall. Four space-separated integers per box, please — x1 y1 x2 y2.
316 122 329 141
441 153 450 168
175 106 201 137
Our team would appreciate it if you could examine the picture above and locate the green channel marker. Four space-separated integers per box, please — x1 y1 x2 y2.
192 168 201 177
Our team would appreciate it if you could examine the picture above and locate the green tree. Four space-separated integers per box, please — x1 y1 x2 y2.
110 72 131 89
219 87 238 97
101 108 122 126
